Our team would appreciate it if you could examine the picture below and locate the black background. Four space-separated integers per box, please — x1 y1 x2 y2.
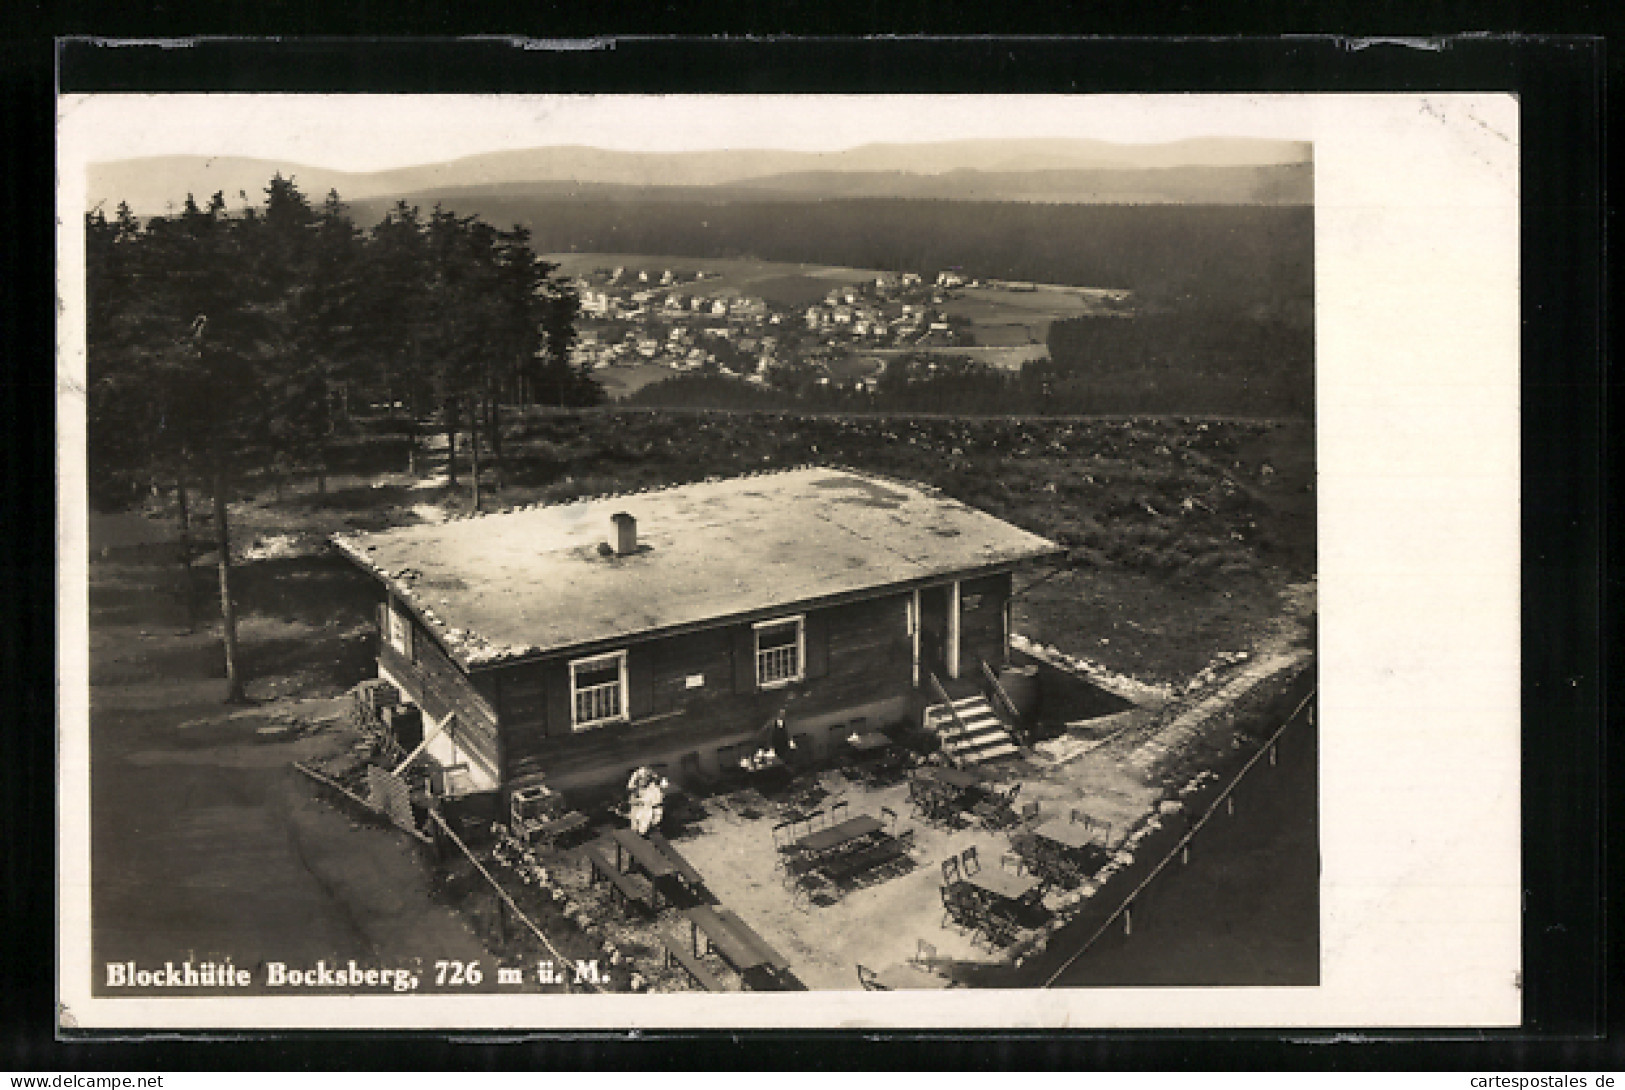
3 30 1611 1071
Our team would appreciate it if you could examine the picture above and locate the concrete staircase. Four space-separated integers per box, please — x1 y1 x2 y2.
925 694 1021 766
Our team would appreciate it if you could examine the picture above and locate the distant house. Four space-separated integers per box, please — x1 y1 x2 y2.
334 468 1061 799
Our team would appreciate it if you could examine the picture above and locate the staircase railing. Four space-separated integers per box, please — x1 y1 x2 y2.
980 660 1026 745
927 672 974 766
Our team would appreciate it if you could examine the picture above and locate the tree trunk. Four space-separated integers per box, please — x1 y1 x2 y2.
212 473 246 704
487 390 503 495
406 392 419 475
444 403 458 487
176 475 197 633
470 406 482 512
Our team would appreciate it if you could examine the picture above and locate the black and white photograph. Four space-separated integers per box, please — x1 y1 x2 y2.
55 89 1521 1030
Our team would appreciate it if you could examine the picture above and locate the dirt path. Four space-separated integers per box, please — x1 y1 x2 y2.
86 540 489 996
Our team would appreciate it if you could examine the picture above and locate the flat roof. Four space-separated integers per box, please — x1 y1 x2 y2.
333 466 1063 668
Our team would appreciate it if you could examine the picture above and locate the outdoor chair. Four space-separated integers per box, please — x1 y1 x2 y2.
960 845 981 877
856 964 889 991
880 805 898 832
771 820 796 851
1000 851 1026 876
1018 800 1041 824
941 856 962 884
913 940 937 966
981 911 1019 950
828 798 849 825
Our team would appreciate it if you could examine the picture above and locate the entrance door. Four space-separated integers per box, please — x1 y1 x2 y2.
917 585 951 686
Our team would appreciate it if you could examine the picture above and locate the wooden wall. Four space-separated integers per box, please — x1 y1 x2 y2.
491 590 916 793
376 600 502 786
374 571 1014 798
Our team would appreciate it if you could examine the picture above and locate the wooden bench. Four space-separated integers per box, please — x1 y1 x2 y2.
664 939 726 993
609 827 679 879
582 842 657 914
684 905 791 977
520 810 589 846
645 829 707 890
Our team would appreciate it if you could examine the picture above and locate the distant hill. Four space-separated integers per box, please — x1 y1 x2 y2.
722 163 1311 204
88 137 1312 215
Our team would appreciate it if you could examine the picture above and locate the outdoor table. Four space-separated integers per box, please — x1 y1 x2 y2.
1032 817 1101 852
644 829 706 890
684 906 768 973
685 906 791 975
920 766 981 792
847 731 893 753
609 828 678 880
791 814 885 855
715 907 791 972
962 868 1040 904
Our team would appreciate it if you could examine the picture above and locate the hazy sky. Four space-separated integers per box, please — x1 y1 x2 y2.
59 94 1319 172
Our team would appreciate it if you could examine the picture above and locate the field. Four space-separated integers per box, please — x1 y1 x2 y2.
591 362 684 400
862 345 1056 371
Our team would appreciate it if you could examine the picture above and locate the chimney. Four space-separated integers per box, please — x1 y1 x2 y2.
611 512 637 557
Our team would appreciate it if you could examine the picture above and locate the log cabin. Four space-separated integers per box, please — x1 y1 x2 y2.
332 466 1063 804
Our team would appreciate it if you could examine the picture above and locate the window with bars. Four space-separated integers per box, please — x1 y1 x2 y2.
754 617 804 688
570 651 627 730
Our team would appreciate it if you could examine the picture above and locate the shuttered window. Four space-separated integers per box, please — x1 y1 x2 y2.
570 651 628 731
754 616 804 688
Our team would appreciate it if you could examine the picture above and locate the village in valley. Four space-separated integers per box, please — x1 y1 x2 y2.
558 256 1129 398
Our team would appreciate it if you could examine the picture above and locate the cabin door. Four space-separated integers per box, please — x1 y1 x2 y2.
917 585 951 686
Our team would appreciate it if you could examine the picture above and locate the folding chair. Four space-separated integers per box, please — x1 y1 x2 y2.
1019 800 1041 824
913 939 937 966
960 845 981 877
941 856 962 884
880 805 898 832
1070 807 1087 825
772 820 795 851
805 808 826 831
828 798 849 826
1000 851 1026 876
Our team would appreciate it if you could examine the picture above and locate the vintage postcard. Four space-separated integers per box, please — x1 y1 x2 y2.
56 91 1520 1030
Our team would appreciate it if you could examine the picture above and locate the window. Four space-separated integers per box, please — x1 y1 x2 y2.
570 651 628 731
387 601 412 659
755 616 804 688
